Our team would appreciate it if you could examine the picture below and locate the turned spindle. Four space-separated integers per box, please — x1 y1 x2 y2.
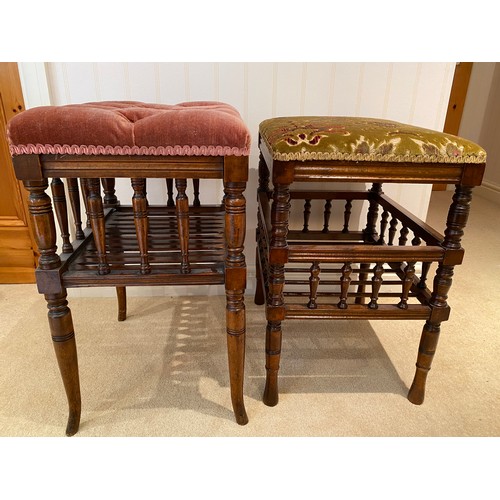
85 178 110 275
131 178 151 275
322 199 332 233
337 262 352 309
368 262 384 309
66 178 85 240
175 178 191 274
342 199 352 234
50 177 73 253
307 262 321 309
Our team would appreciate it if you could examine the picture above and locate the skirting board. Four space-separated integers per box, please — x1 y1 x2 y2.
475 180 500 205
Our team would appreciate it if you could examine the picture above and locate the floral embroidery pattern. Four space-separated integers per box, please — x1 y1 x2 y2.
286 132 325 146
265 119 350 149
260 116 486 164
351 135 401 156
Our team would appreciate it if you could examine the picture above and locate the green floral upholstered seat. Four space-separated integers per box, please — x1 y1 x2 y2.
259 116 486 164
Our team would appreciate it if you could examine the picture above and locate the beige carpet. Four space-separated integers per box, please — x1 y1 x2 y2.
0 191 499 437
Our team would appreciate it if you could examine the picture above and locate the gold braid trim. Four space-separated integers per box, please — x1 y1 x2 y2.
263 143 487 164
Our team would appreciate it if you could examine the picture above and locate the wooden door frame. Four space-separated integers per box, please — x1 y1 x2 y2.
0 62 38 282
433 62 473 191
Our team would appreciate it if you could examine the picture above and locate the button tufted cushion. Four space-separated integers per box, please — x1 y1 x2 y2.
7 101 251 156
260 116 486 164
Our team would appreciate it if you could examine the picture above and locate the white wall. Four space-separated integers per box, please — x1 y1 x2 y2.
480 64 500 188
458 63 496 144
458 62 500 204
19 62 456 296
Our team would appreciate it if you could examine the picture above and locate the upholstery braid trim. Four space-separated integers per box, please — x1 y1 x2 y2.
10 143 250 157
266 147 487 164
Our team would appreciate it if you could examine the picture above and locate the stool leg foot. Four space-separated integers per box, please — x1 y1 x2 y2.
263 377 279 407
226 304 249 426
407 321 440 405
65 409 81 437
46 292 81 436
263 321 282 407
407 368 428 405
116 286 127 321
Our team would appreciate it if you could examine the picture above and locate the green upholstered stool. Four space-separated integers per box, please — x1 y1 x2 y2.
259 116 486 164
255 115 486 409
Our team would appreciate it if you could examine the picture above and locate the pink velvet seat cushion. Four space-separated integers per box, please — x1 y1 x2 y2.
7 101 251 156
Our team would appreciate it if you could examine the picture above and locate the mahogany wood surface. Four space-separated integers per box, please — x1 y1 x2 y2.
14 152 249 435
256 132 485 409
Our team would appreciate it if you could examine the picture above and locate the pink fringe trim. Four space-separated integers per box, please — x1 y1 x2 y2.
9 143 250 157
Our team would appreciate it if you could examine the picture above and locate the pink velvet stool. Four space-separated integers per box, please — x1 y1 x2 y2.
7 100 250 435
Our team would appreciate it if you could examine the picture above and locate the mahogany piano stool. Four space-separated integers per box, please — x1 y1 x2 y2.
254 116 486 409
7 101 250 435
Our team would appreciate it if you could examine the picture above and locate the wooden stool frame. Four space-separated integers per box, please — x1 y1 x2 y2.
13 153 249 436
255 133 485 408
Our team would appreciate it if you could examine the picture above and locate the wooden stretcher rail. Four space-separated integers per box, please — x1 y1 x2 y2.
287 244 444 263
284 303 431 320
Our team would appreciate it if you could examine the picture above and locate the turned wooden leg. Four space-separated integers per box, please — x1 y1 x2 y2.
255 154 271 306
408 261 454 405
257 151 271 196
408 185 473 405
264 183 290 406
225 287 248 425
23 180 81 435
224 179 248 425
46 291 81 436
254 240 265 306
408 320 441 404
263 320 282 406
116 286 127 321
